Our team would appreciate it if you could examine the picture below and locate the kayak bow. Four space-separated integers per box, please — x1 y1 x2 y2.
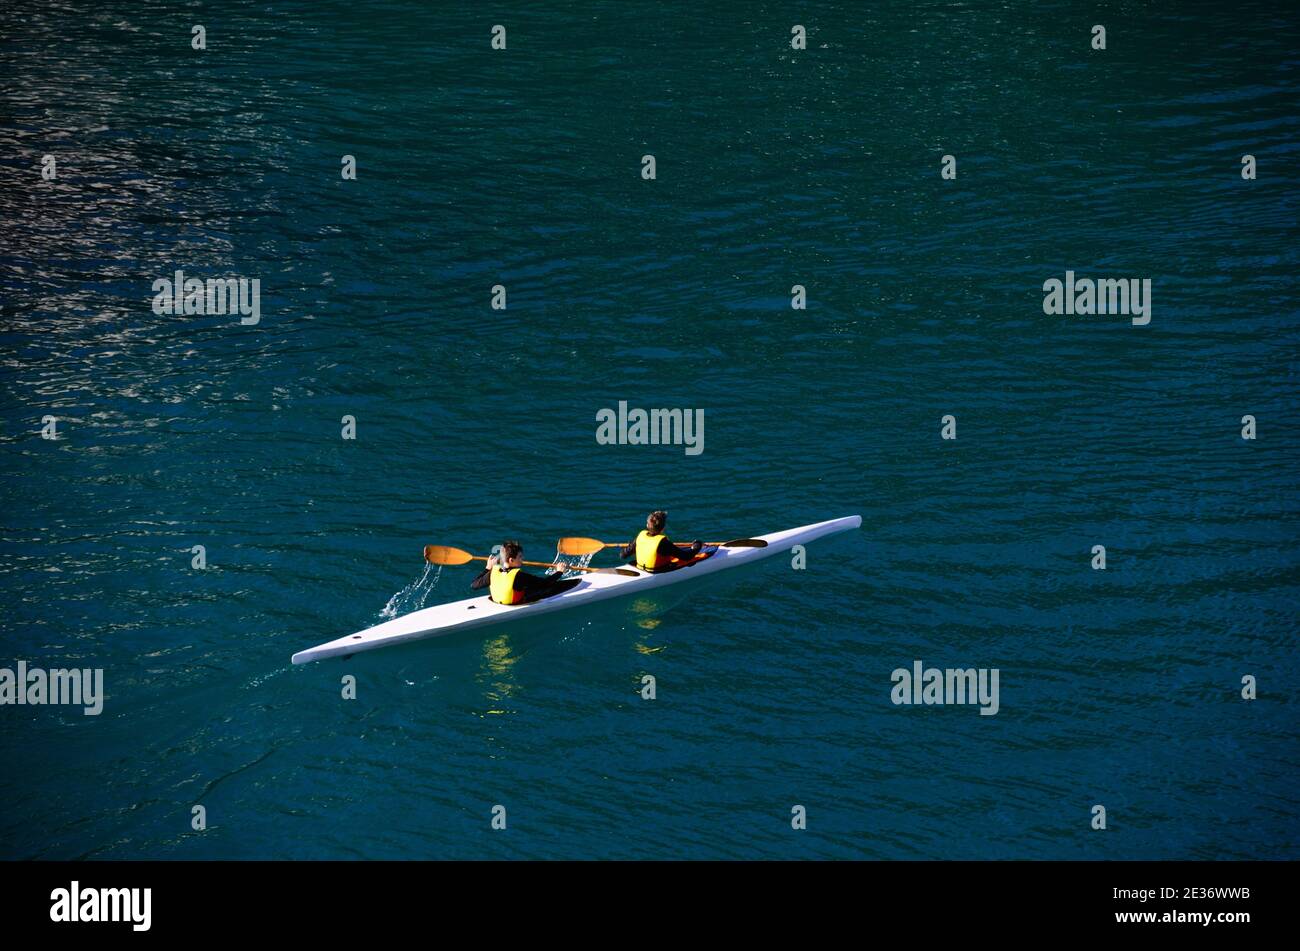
290 515 861 665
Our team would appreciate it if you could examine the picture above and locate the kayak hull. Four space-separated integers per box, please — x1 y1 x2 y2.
290 515 861 665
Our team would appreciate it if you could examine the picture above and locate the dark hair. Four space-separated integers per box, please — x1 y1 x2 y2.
501 540 523 561
647 510 667 533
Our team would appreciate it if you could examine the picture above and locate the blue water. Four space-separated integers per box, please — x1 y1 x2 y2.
1 1 1297 859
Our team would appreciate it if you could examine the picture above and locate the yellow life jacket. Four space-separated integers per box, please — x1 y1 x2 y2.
635 530 676 571
489 565 524 604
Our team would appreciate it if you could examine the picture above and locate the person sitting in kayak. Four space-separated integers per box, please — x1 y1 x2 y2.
471 540 578 605
621 510 702 573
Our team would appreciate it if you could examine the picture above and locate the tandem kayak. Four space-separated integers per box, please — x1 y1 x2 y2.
290 515 861 664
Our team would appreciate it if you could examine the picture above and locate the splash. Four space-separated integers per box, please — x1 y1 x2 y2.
379 563 442 619
555 551 594 575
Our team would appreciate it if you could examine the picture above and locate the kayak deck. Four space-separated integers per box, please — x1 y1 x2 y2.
290 515 861 664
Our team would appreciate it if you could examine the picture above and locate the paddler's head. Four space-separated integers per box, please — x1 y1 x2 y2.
499 540 524 568
647 510 667 534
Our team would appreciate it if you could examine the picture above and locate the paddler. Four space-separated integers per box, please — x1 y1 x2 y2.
621 510 702 572
471 540 578 605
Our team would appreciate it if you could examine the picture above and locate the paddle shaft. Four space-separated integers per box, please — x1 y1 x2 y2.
465 554 603 573
469 554 639 575
605 541 726 548
555 535 766 556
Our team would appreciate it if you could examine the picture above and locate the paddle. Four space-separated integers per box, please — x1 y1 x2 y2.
555 536 768 557
423 545 640 577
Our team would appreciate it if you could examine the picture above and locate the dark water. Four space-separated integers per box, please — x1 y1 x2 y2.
1 1 1297 859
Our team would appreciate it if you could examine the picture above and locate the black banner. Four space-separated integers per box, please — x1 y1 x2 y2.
0 860 1283 938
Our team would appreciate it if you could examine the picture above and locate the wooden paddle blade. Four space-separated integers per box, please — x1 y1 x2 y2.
720 538 767 548
423 544 475 565
556 536 608 556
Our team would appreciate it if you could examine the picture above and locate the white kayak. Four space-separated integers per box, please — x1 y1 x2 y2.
291 515 861 664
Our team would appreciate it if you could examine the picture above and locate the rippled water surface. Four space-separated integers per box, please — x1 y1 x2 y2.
1 1 1297 859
